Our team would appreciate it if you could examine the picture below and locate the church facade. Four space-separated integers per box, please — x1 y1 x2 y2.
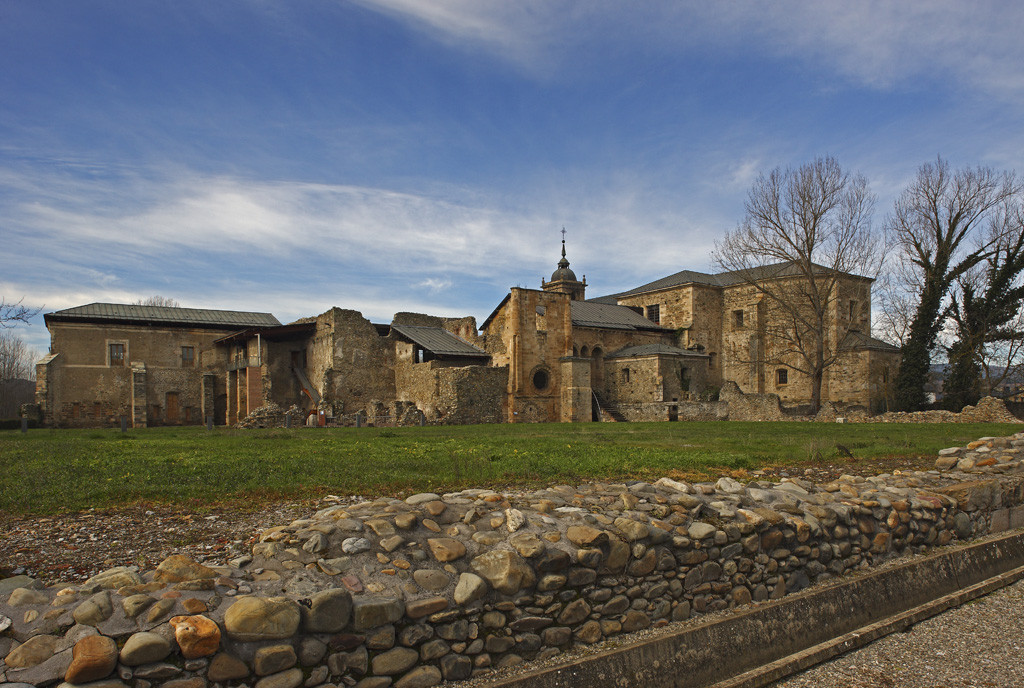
35 243 899 427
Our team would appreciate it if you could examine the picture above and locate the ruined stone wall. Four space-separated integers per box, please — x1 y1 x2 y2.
259 338 309 413
310 309 396 417
395 361 506 425
5 434 1024 688
719 380 787 422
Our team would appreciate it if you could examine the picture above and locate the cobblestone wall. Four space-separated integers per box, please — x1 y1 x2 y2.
4 433 1024 688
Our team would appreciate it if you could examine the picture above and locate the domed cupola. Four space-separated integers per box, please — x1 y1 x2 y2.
550 241 578 283
542 233 587 300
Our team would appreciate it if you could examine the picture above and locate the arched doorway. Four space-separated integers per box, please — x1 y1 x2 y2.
591 347 604 392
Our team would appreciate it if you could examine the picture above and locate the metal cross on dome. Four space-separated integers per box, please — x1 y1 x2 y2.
561 227 566 241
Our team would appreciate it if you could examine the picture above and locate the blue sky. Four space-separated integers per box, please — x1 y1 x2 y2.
4 1 1024 355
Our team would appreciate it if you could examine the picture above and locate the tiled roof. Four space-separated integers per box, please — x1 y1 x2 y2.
45 303 281 328
606 343 708 359
570 301 666 331
390 325 489 358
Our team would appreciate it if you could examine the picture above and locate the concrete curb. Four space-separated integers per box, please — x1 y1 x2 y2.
483 530 1024 688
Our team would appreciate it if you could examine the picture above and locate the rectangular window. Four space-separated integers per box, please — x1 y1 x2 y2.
849 300 856 320
181 346 195 367
71 402 81 419
109 342 125 367
882 367 890 383
93 402 102 419
708 352 716 369
733 310 744 328
621 368 631 383
776 368 788 386
646 304 660 324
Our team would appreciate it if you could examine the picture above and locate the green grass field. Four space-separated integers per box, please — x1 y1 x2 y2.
1 421 1019 515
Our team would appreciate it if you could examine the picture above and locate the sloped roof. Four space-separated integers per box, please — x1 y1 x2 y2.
606 343 709 359
45 303 280 329
570 301 666 331
391 325 489 358
842 331 901 353
594 261 870 302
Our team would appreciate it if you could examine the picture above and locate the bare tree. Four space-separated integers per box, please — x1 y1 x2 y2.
135 296 181 307
0 297 40 327
0 330 39 418
713 156 879 414
887 157 1019 411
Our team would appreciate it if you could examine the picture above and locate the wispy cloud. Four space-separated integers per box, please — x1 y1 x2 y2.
5 165 725 325
351 1 1024 100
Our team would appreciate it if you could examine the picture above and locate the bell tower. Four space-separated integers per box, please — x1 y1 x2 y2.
541 231 586 301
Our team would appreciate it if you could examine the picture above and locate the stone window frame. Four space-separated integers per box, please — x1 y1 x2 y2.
776 368 789 386
181 345 196 368
621 368 631 383
107 340 128 367
530 365 552 392
733 309 744 329
645 304 660 325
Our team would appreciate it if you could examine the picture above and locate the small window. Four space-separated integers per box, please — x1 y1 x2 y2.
882 367 890 383
646 304 660 324
93 402 102 419
848 300 856 320
776 368 788 386
621 368 631 383
533 369 550 391
109 343 125 367
733 310 744 328
181 346 195 367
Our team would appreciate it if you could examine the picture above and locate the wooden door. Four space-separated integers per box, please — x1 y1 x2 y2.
166 392 179 424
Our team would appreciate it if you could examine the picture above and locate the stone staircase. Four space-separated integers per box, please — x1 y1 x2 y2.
593 392 627 422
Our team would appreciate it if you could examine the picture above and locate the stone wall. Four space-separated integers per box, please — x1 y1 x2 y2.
395 362 507 425
718 380 787 422
312 309 396 418
38 322 234 428
5 433 1024 688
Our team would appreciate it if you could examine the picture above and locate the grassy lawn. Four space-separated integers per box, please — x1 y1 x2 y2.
0 421 1020 515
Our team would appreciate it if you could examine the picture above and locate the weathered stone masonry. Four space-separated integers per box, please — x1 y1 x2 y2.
4 432 1024 687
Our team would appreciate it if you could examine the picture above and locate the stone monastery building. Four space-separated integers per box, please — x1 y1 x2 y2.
35 242 900 427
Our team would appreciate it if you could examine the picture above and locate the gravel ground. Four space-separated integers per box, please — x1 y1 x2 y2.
770 576 1024 688
0 499 328 584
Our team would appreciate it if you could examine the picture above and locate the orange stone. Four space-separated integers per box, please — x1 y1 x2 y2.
65 635 118 684
170 614 222 659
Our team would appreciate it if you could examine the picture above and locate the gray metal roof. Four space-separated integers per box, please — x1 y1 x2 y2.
570 301 666 331
390 325 489 358
592 261 867 302
45 302 281 328
606 343 709 359
842 331 901 352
